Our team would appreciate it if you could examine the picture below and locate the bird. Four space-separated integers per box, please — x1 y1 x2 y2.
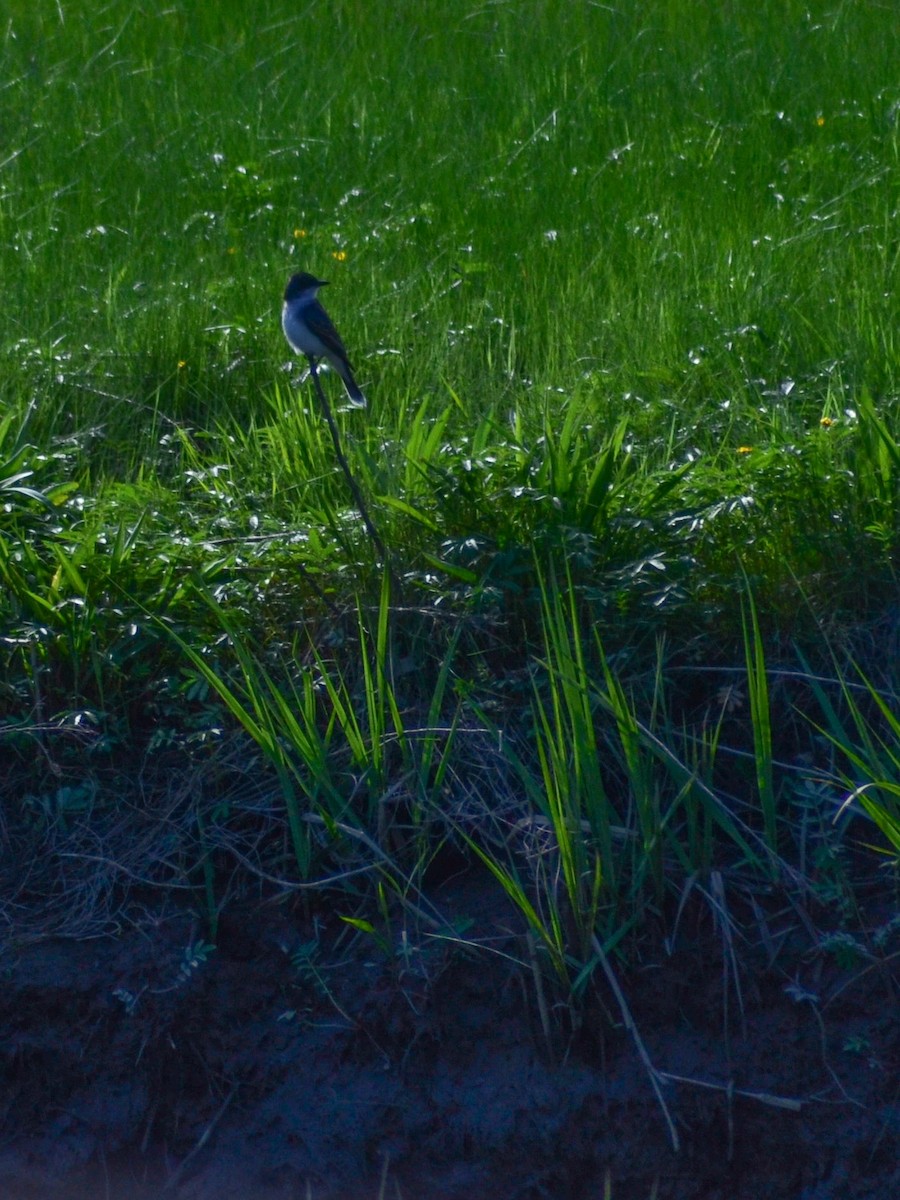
281 271 366 407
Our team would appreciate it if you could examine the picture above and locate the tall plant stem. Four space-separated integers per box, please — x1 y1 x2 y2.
307 358 395 586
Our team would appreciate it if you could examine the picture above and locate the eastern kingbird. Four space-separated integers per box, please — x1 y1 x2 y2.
282 271 366 406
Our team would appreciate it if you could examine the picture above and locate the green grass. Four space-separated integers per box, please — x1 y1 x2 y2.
1 0 898 1003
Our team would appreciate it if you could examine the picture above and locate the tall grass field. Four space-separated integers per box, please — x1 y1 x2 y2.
1 0 898 986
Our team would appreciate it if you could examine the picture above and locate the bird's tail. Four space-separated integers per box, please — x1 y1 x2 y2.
336 361 367 409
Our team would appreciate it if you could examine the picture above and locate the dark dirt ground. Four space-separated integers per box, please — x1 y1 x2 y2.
1 863 898 1200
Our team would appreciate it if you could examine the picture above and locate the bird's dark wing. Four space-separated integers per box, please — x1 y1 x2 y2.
307 302 352 366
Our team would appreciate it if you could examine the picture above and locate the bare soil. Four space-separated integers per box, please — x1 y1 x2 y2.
1 863 897 1200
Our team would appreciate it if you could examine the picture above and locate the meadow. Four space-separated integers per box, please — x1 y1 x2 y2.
1 0 898 1009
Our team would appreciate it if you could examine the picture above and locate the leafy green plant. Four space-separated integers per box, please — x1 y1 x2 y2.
742 587 779 858
0 1 897 1069
0 402 77 524
159 586 338 878
853 387 899 532
809 659 900 860
463 561 777 1010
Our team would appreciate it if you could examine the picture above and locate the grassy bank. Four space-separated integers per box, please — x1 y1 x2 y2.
1 1 898 997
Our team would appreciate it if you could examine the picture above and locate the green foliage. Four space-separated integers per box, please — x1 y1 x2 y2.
742 588 778 857
1 0 897 1000
1 0 896 635
809 657 900 859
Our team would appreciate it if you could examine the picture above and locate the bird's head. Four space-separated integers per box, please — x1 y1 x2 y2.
284 272 329 302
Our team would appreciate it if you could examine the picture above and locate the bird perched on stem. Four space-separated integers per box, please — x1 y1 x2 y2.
281 271 366 406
